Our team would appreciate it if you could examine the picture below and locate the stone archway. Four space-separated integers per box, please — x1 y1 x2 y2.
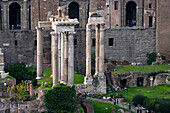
126 1 136 26
121 79 127 87
9 3 21 29
69 2 79 27
137 77 144 86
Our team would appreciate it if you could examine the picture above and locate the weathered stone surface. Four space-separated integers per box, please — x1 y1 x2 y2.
154 73 170 86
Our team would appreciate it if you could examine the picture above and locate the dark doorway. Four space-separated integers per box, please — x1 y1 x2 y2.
9 3 21 30
29 5 31 30
126 1 136 27
69 2 79 27
137 77 144 86
121 79 127 87
149 16 153 27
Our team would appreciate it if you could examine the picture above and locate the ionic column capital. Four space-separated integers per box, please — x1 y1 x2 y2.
100 23 105 28
68 31 76 35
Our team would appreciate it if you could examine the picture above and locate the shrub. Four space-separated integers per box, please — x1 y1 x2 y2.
7 63 36 84
31 78 38 87
44 85 76 113
132 94 147 106
147 52 157 65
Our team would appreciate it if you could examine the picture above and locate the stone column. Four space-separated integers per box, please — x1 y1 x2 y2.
99 24 105 76
64 32 68 84
51 32 59 86
36 27 43 80
23 0 28 29
60 32 65 83
84 24 92 84
58 32 61 81
95 24 99 76
68 32 74 85
3 2 8 30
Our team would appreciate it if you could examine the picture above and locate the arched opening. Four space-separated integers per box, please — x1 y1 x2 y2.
121 79 127 87
9 3 21 30
137 77 144 87
29 5 31 30
69 2 79 27
126 1 136 27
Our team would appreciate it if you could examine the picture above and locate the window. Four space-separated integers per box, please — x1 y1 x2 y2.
74 39 77 46
92 39 95 47
15 40 18 46
34 40 37 47
109 38 113 46
149 4 152 8
149 16 153 27
114 1 118 10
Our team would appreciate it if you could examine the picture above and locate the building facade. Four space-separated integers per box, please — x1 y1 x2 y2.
0 0 169 74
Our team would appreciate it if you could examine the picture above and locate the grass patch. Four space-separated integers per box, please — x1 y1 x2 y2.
112 84 170 102
87 100 134 113
74 71 84 84
112 64 170 74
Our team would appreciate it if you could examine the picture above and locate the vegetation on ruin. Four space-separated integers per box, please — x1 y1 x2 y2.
147 52 157 65
44 85 76 113
74 71 84 84
112 64 170 75
87 100 134 113
7 63 36 84
112 84 170 102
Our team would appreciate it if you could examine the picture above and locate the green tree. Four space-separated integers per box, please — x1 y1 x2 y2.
44 85 76 113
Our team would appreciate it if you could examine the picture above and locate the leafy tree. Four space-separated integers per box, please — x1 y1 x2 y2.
147 52 157 65
132 94 147 106
7 63 36 84
44 85 76 113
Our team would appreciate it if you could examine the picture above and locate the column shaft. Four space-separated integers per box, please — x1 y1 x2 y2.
36 27 43 79
3 3 8 30
95 24 99 76
51 32 59 86
68 32 74 85
64 32 68 84
99 24 105 76
23 0 28 29
60 32 65 83
58 33 61 81
86 24 92 77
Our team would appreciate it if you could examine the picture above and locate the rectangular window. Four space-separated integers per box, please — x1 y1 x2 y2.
92 39 95 47
74 39 77 46
149 4 152 8
114 1 118 10
34 40 37 47
15 40 18 46
149 16 153 27
109 38 113 46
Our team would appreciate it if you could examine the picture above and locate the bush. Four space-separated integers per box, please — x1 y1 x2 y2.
31 78 37 87
147 52 157 65
132 94 147 106
7 63 36 84
44 85 76 113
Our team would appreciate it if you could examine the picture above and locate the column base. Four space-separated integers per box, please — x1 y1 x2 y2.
84 76 93 84
36 76 43 80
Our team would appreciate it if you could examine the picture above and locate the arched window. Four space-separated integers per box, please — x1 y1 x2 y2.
126 1 136 27
9 3 21 30
69 2 79 27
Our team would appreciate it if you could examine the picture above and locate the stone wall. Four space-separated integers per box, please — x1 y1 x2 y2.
74 28 156 75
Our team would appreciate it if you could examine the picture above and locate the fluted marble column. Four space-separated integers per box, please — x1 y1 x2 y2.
68 32 74 85
36 27 43 80
95 24 99 76
58 33 61 81
60 32 65 83
51 32 59 86
64 32 68 84
99 24 105 76
86 24 92 77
